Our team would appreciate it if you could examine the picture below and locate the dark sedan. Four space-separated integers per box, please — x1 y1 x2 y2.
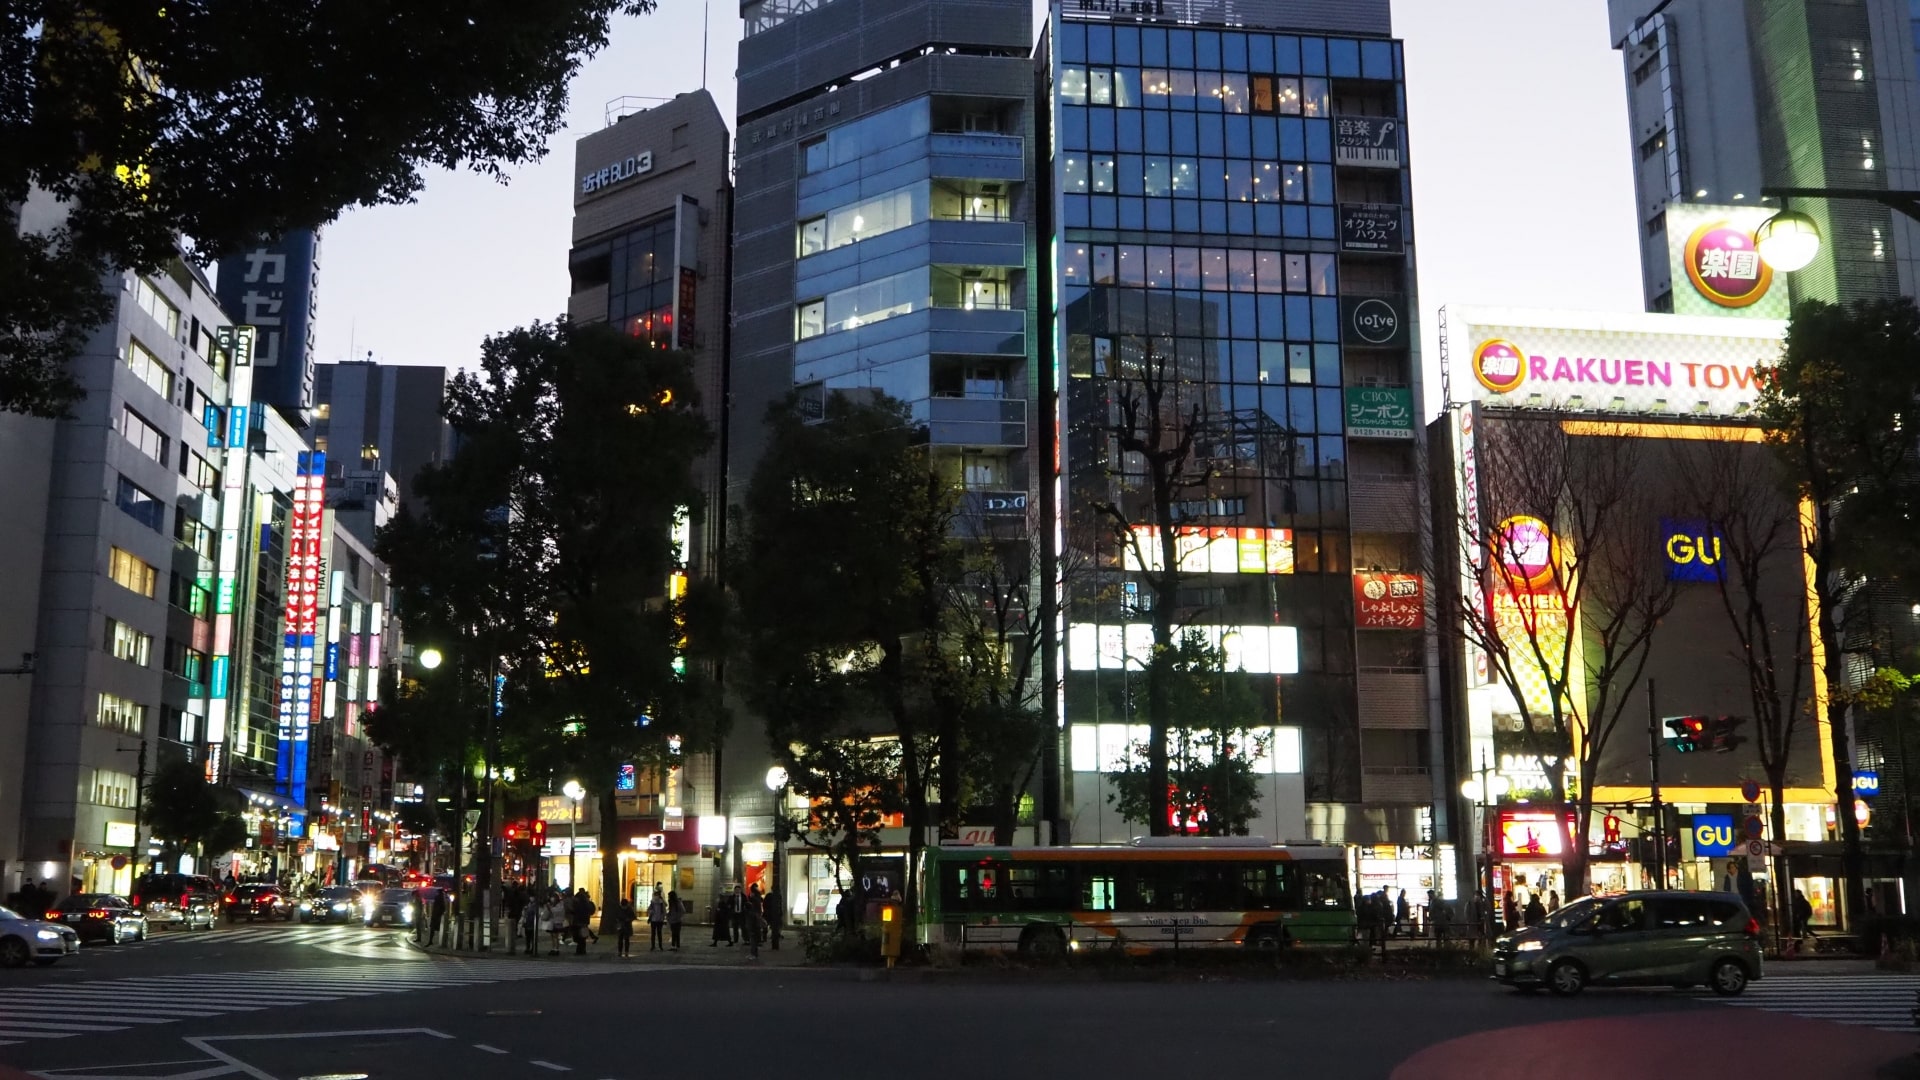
43 894 147 945
223 884 293 922
299 886 362 924
362 888 418 928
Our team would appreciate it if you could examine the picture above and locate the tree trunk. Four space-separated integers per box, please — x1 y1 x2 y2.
882 642 927 934
992 781 1018 846
1769 770 1792 955
1809 498 1866 929
1144 474 1182 837
597 786 621 936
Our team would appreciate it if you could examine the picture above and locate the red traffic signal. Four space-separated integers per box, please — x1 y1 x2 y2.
1665 716 1708 753
504 820 525 842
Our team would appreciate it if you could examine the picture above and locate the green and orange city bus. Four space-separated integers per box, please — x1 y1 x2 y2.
915 838 1356 956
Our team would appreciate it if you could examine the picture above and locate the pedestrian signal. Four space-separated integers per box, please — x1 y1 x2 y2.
1665 716 1708 753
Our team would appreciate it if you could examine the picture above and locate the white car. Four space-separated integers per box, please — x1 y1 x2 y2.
0 904 81 967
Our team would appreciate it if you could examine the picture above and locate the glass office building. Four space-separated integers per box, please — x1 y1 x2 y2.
1043 2 1444 873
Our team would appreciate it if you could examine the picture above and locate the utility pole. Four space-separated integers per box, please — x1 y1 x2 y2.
133 739 147 874
1647 679 1664 888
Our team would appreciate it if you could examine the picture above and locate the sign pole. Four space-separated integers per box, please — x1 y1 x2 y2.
1648 679 1664 887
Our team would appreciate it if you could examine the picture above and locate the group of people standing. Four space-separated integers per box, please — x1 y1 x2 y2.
498 881 781 959
610 886 687 956
710 882 779 958
506 886 598 956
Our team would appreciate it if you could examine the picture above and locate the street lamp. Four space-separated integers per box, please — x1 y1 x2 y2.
1460 752 1510 940
766 766 789 941
417 647 443 671
1754 210 1821 272
562 780 585 895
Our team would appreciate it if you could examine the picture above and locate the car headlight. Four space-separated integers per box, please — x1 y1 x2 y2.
300 902 312 911
401 909 413 922
34 929 60 941
331 903 349 912
1516 940 1545 952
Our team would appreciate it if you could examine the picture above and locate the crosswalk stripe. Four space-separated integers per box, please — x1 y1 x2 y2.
0 960 608 1045
1710 975 1918 1032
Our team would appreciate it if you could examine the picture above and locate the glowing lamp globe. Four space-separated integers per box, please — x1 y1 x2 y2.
1755 210 1820 272
417 647 443 670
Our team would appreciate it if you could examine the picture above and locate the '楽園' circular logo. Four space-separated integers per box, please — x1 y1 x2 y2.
1472 339 1527 395
1496 515 1559 591
1684 220 1774 308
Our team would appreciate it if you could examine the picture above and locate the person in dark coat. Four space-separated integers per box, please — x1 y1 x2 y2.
667 890 685 950
1523 894 1546 928
615 898 636 957
429 888 449 945
763 886 781 951
711 892 732 946
569 888 596 955
1792 889 1815 939
835 887 855 932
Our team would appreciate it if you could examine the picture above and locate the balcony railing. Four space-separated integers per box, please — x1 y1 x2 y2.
927 396 1026 448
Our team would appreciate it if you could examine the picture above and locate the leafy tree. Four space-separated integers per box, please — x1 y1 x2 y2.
1 0 656 416
1105 633 1269 835
143 757 245 867
378 319 715 933
1758 297 1920 926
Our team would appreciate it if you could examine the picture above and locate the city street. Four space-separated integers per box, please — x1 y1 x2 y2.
0 928 1913 1080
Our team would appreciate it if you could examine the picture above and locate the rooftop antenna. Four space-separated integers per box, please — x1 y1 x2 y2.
702 1 710 90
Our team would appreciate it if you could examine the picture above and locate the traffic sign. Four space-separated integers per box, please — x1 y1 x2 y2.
1747 854 1766 872
1746 839 1764 858
1744 816 1765 839
1740 779 1762 803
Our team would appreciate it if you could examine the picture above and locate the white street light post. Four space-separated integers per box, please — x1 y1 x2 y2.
1460 752 1510 939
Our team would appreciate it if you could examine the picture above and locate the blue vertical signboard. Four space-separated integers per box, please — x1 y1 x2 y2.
215 230 320 415
277 452 326 802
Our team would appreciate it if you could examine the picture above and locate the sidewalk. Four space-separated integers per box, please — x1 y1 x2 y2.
403 927 808 967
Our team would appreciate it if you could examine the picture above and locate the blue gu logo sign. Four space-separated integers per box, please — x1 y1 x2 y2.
1662 518 1723 583
1690 815 1737 856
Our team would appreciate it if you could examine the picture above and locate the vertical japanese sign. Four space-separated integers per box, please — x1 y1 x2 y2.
671 194 701 351
1665 205 1788 319
216 229 320 412
277 451 326 800
207 326 256 783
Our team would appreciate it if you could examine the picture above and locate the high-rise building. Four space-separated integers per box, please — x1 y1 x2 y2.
1039 1 1438 882
1 194 248 896
729 0 1042 909
1608 0 1920 309
560 88 733 905
310 361 450 545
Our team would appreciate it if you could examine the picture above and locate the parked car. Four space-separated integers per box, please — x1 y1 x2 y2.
128 873 219 931
299 886 363 924
0 904 80 966
43 894 147 945
223 884 293 922
361 888 418 928
1491 890 1764 997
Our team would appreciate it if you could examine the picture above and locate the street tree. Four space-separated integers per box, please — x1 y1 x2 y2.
1 0 657 416
1757 297 1920 926
143 757 246 869
1104 632 1271 835
378 319 715 934
1445 411 1679 895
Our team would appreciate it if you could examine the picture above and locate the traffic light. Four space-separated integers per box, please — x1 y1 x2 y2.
530 819 547 845
1665 716 1708 753
504 820 527 843
1707 715 1746 753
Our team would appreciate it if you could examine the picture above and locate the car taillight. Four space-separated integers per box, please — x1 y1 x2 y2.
129 895 142 907
44 911 58 920
180 894 191 908
87 911 110 920
224 896 236 903
1745 918 1761 938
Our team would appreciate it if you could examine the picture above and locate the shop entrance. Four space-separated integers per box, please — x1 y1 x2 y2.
623 855 678 907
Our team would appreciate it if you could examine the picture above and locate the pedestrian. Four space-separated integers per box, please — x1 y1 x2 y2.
1547 889 1560 912
546 891 566 956
1523 893 1546 928
429 888 449 946
835 887 855 932
667 889 685 950
745 883 765 959
570 888 596 956
1792 889 1815 939
1504 889 1519 932
519 894 540 956
728 885 745 944
647 889 667 952
763 885 781 951
1395 889 1410 935
616 898 636 958
711 892 731 946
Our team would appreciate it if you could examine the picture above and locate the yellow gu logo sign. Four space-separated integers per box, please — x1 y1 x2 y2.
1662 519 1722 583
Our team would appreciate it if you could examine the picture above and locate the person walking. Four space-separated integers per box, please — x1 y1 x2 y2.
667 890 685 950
1394 889 1411 936
710 892 731 946
1792 889 1815 940
646 889 667 952
763 885 781 951
615 898 636 958
519 893 540 956
728 885 745 945
745 883 765 959
545 891 566 956
570 888 596 956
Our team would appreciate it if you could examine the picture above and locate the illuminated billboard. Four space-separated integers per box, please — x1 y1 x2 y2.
1121 526 1295 575
1664 204 1790 320
1451 307 1784 419
1497 809 1574 858
206 325 256 783
277 450 326 802
1066 623 1299 674
1353 572 1423 629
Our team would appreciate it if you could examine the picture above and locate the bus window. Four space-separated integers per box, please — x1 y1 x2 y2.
1008 865 1073 911
1300 866 1349 909
1240 865 1276 910
1083 872 1116 911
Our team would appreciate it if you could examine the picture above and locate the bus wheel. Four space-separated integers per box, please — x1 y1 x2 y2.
1248 927 1284 951
1019 926 1067 959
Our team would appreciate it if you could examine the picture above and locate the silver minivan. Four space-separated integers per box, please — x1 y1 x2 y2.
1491 890 1764 997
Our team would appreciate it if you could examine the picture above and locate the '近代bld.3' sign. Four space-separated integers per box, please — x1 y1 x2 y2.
1341 294 1407 349
1345 387 1413 440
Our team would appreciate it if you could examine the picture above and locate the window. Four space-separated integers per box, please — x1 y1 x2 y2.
105 618 153 666
801 136 829 173
1645 209 1666 238
822 183 925 249
931 267 1012 310
797 216 827 257
168 572 211 617
115 475 164 532
88 768 139 809
132 277 179 337
164 638 207 684
1633 54 1658 86
1649 897 1718 930
798 98 930 175
821 268 926 335
96 692 146 734
109 547 157 597
1639 128 1667 161
125 339 175 400
1594 899 1646 933
119 406 168 465
796 300 826 341
930 180 1009 222
174 511 213 559
179 448 219 492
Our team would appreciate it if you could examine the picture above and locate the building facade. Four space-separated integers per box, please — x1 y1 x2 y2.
1040 1 1441 894
310 361 449 546
563 88 733 910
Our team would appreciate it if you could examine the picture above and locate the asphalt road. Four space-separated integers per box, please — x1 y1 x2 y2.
0 923 1912 1080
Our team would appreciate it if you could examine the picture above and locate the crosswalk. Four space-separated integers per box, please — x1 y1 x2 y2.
1714 974 1920 1033
141 924 408 958
0 960 574 1046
